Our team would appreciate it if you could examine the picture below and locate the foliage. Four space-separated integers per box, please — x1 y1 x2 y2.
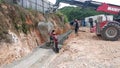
20 13 29 34
20 13 26 23
55 11 68 23
59 6 105 21
64 15 68 23
0 0 4 3
12 12 29 34
22 23 29 34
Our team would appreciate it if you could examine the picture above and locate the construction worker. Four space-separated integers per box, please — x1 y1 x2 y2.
52 30 59 53
48 30 55 47
89 18 94 32
73 19 80 36
49 30 59 53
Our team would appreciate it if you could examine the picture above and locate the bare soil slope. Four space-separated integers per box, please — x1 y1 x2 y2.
0 3 70 66
48 27 120 68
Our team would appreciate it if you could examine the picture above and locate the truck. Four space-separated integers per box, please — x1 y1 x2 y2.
53 0 120 41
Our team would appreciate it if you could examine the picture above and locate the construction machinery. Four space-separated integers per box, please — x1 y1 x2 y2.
53 0 120 41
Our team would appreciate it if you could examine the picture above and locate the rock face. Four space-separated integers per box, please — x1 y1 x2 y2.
38 21 54 42
0 3 71 66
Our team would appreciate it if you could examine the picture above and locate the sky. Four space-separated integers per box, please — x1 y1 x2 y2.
48 0 120 8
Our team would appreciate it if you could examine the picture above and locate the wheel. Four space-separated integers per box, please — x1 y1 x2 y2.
101 23 120 41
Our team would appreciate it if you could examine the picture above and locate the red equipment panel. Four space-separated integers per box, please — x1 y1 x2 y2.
97 3 120 14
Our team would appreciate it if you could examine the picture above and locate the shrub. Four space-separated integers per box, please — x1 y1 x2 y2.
22 23 28 34
0 0 4 3
56 11 68 23
63 15 68 23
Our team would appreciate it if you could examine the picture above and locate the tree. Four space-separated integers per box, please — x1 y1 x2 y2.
59 6 104 21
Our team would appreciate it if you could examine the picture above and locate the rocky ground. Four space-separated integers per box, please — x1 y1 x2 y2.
47 27 120 68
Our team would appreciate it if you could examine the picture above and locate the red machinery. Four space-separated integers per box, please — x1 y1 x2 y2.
94 3 120 41
54 0 120 41
97 3 120 14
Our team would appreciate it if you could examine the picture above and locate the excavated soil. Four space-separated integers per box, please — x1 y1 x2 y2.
48 27 120 68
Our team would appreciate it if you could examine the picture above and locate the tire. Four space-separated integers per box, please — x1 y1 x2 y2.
101 23 120 41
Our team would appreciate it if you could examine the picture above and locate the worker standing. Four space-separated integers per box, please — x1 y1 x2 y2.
73 19 79 36
89 18 94 33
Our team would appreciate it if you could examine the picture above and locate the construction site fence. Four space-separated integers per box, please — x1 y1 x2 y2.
4 0 54 13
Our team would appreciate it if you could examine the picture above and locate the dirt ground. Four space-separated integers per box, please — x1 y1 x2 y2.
47 27 120 68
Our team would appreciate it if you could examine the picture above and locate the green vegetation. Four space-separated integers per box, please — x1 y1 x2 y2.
64 15 68 23
20 13 29 34
55 11 68 23
13 12 30 34
21 13 26 23
22 23 29 34
59 6 104 21
0 0 4 3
